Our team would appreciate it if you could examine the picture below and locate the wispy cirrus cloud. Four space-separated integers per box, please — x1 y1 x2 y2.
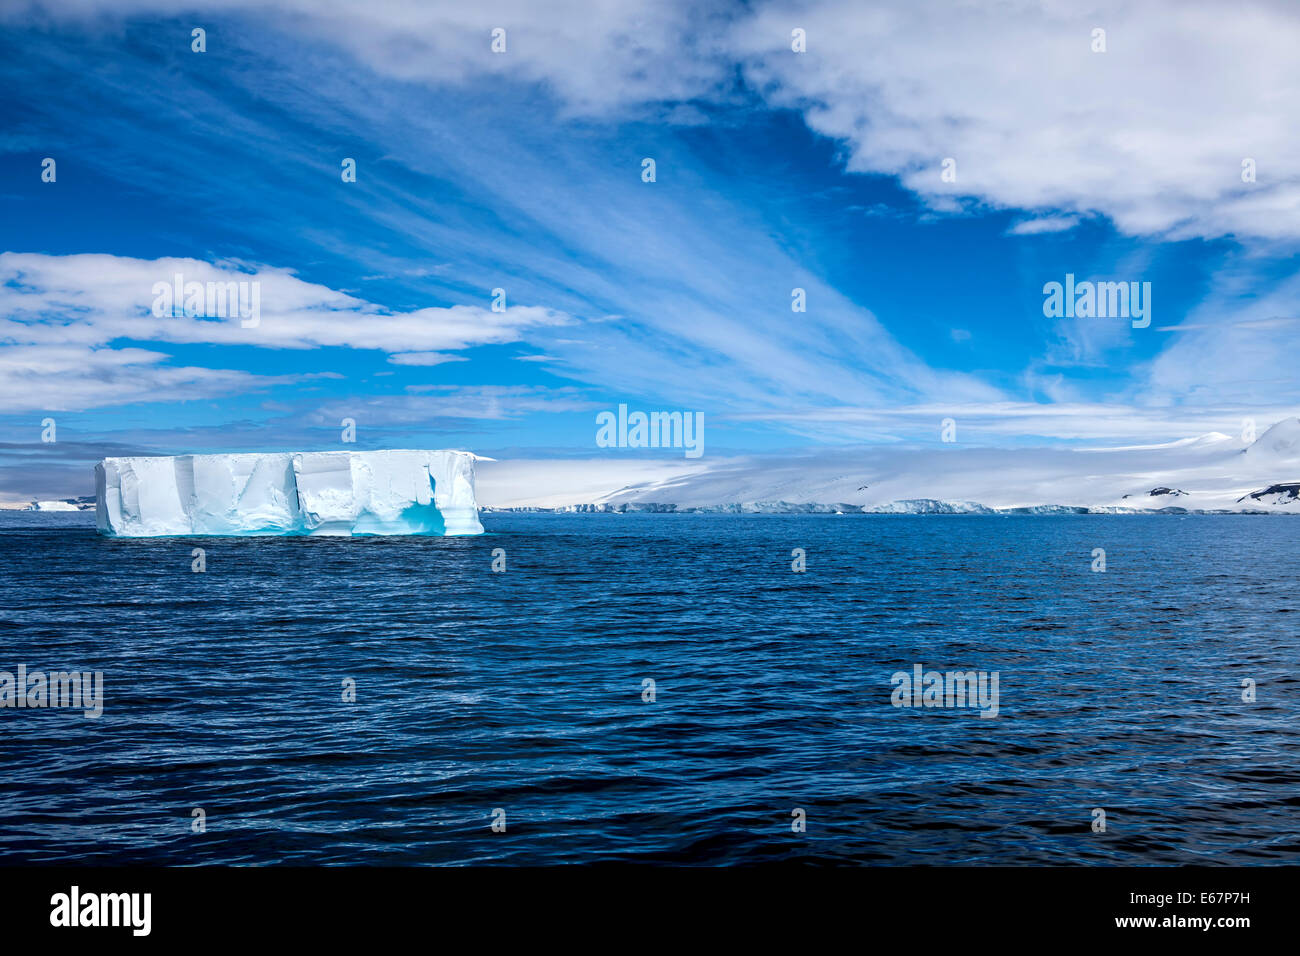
726 401 1294 445
0 28 1004 424
1142 271 1300 406
312 385 600 426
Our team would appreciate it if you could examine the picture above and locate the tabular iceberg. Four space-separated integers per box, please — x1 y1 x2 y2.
95 450 484 537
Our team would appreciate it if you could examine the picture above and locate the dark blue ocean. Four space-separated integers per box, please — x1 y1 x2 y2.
1 512 1297 865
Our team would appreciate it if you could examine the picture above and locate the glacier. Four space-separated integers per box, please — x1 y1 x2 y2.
95 450 483 537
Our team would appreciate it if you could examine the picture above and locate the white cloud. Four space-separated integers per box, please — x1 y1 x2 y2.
12 1 1300 240
1008 215 1080 236
731 0 1300 241
387 352 469 366
0 252 570 411
314 385 599 426
7 1 1297 447
0 253 568 354
1 0 729 116
0 344 296 412
0 252 569 412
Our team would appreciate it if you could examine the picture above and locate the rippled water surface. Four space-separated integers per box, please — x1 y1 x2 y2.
1 512 1297 864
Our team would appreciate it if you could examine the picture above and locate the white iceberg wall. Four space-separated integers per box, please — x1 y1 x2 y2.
349 450 442 535
95 450 484 537
102 455 193 536
94 460 118 534
294 452 358 535
435 449 484 535
189 453 302 534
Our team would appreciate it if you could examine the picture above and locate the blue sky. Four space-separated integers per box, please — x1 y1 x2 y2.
2 0 1299 498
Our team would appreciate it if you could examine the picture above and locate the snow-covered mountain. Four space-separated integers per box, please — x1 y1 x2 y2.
476 418 1300 514
1241 418 1300 464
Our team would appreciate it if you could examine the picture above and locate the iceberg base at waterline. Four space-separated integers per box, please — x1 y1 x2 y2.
95 450 484 537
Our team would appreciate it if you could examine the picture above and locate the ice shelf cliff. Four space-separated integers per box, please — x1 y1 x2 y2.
95 450 483 537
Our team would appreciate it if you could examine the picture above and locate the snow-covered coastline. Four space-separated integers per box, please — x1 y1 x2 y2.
475 418 1300 515
479 500 1296 515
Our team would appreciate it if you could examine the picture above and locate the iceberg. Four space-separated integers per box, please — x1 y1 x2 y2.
95 450 483 537
26 499 83 512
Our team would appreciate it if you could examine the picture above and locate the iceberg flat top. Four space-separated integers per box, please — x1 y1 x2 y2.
96 449 483 537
